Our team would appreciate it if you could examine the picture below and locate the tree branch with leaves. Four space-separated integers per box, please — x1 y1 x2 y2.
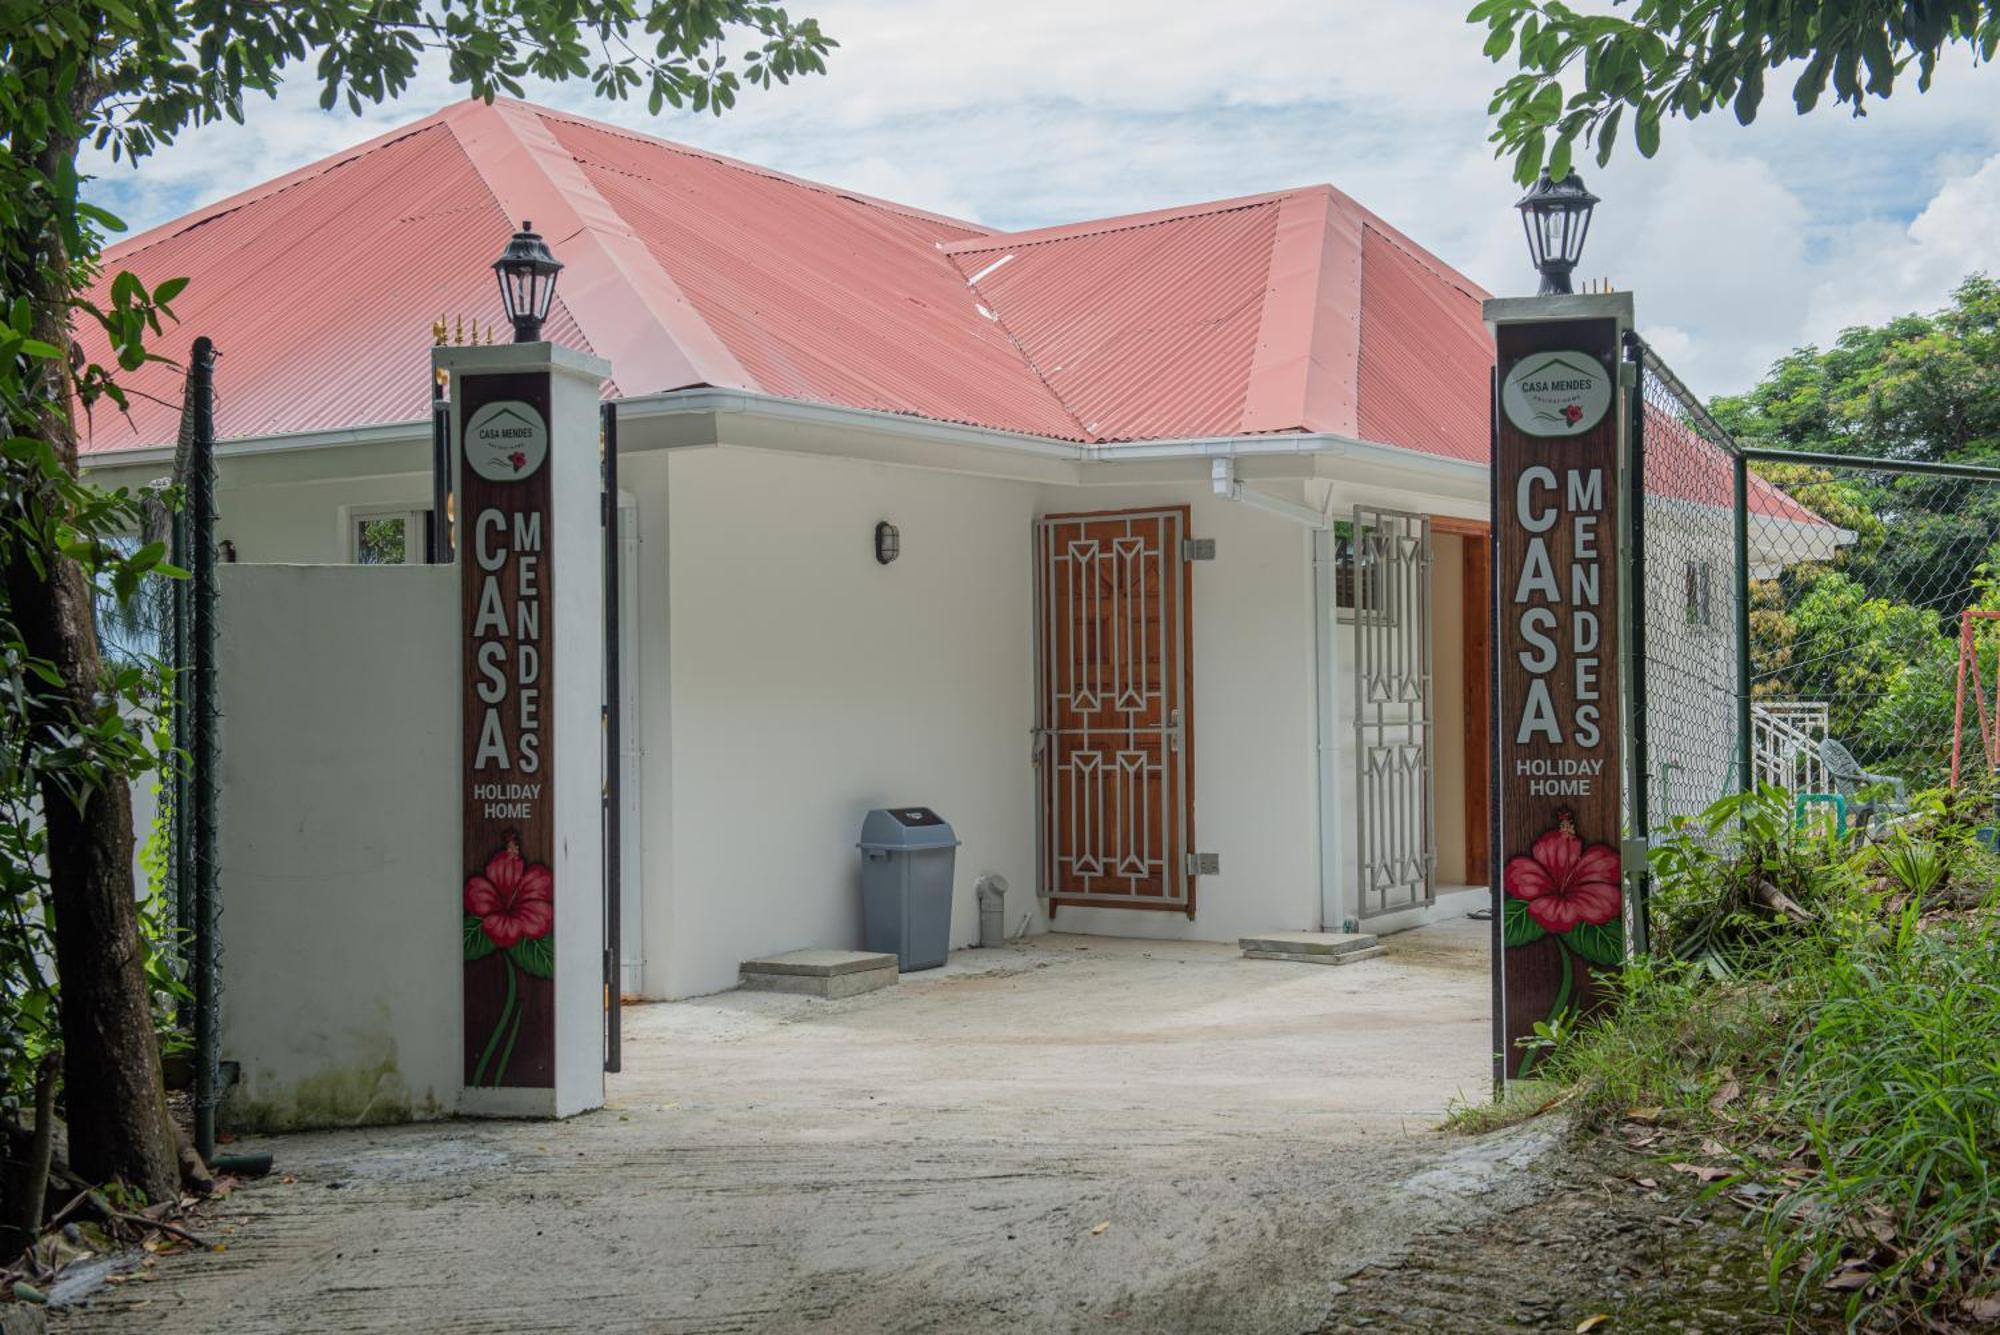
1471 0 2000 183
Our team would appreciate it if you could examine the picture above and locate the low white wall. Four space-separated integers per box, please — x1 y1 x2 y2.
655 447 1043 998
1033 483 1324 944
216 563 459 1130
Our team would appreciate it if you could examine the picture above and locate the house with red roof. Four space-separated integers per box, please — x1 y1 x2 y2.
80 98 1843 1002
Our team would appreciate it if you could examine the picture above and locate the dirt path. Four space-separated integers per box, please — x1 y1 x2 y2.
1320 1130 1836 1333
61 922 1558 1334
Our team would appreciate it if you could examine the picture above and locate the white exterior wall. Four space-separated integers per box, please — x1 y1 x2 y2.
126 420 1490 1008
1032 483 1324 944
651 446 1044 998
215 563 459 1130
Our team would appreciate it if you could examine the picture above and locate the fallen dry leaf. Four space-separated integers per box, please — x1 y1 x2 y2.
1635 1178 1658 1190
1625 1106 1664 1123
1824 1269 1874 1292
1709 1080 1741 1113
1576 1315 1611 1332
1090 1221 1111 1237
1669 1162 1731 1183
1959 1295 2000 1322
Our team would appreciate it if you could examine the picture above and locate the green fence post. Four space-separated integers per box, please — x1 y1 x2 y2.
1733 453 1753 795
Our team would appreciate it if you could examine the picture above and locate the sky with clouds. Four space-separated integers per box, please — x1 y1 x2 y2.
81 0 2000 396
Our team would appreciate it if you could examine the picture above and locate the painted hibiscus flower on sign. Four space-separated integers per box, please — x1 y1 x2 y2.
463 832 554 1087
1503 809 1624 1072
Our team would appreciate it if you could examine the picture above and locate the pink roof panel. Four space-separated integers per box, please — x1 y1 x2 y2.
947 199 1283 441
75 119 592 454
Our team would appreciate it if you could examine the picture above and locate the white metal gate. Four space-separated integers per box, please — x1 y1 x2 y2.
1352 505 1435 918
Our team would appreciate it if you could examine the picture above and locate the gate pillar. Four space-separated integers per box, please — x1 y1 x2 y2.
438 340 610 1118
1481 292 1634 1085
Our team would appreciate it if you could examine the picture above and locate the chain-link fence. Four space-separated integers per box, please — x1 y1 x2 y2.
1743 452 2000 824
1627 334 2000 849
1626 335 1750 837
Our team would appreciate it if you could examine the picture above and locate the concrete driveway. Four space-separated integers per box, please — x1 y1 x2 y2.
75 921 1500 1334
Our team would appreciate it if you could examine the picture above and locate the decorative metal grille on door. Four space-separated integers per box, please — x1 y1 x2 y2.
1352 506 1435 918
1034 508 1194 914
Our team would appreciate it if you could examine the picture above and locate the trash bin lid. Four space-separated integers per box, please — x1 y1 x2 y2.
858 806 961 851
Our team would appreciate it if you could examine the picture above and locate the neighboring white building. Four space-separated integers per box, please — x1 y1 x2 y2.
79 98 1827 1011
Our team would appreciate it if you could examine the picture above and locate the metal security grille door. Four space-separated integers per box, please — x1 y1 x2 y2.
1353 506 1435 918
1035 508 1194 914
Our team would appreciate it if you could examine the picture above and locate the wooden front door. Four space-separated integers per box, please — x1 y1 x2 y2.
1035 508 1195 916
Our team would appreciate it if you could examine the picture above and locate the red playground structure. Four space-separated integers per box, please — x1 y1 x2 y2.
1951 609 2000 786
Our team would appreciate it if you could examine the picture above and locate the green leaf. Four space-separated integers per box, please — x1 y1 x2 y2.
152 276 190 305
1547 134 1573 181
509 933 554 979
1635 100 1662 157
463 912 495 962
1595 104 1623 166
1568 919 1625 968
1733 62 1764 125
1503 894 1546 947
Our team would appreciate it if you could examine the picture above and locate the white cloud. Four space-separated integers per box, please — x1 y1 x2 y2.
1804 153 2000 341
78 0 2000 397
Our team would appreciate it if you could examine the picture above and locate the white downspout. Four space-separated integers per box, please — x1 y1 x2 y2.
1210 459 1347 933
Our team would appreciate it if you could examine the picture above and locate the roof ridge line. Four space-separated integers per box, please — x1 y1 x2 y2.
1234 188 1362 436
953 255 1099 442
939 187 1306 255
516 99 994 236
447 100 754 395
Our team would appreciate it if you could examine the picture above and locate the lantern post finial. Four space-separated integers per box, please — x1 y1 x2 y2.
1514 169 1600 296
492 221 564 343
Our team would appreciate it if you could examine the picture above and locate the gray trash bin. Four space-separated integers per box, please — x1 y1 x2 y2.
858 807 960 971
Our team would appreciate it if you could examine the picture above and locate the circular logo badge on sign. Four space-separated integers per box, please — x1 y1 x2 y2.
464 400 549 482
1501 350 1613 438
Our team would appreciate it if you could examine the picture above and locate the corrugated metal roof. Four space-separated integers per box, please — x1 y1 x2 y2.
947 200 1281 441
545 114 1085 438
1357 222 1493 463
68 99 1551 481
76 119 592 453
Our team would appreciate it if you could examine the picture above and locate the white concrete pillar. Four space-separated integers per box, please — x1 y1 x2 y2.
439 341 610 1119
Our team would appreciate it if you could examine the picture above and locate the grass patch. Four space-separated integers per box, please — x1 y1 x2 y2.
1441 1078 1565 1135
1522 787 2000 1328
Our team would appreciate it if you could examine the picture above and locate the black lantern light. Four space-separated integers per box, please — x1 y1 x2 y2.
1514 169 1599 296
493 220 564 343
874 520 900 565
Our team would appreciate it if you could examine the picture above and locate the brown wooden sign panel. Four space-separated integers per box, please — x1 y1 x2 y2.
1493 317 1624 1079
459 369 557 1089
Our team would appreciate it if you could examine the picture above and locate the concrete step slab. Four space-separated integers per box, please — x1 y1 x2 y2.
1241 946 1388 967
740 949 898 999
1236 931 1380 957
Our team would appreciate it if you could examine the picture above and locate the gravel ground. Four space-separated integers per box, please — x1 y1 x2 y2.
56 921 1568 1335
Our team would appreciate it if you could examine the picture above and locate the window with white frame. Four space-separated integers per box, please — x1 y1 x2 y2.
1332 519 1391 623
348 506 432 565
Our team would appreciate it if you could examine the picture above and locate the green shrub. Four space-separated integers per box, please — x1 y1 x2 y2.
1541 786 2000 1325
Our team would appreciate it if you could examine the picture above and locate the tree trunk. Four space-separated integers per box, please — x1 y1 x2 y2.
0 1054 58 1260
2 113 181 1205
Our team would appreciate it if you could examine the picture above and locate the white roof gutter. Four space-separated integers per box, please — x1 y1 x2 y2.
80 384 1487 487
618 385 1489 481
